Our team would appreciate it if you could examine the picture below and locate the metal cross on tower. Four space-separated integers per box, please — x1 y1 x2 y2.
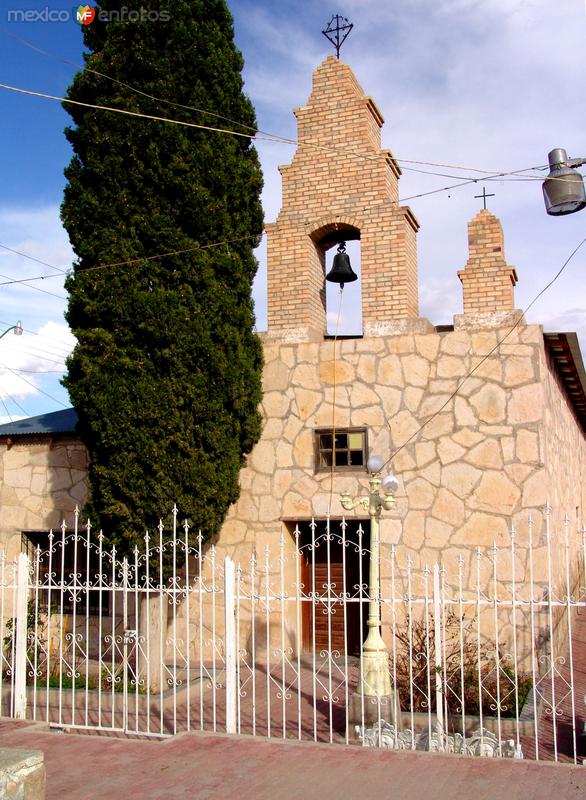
322 15 353 59
474 186 495 210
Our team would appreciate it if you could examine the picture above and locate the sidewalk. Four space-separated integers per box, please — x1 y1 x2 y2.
1 719 585 800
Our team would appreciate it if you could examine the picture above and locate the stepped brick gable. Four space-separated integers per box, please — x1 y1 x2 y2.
266 56 421 340
456 209 520 326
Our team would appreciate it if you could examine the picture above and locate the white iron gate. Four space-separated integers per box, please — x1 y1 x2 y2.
1 507 585 763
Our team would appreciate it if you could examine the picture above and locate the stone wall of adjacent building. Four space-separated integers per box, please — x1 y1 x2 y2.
540 345 586 599
541 350 586 519
0 436 88 558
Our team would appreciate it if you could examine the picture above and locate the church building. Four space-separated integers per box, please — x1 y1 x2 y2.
1 56 585 656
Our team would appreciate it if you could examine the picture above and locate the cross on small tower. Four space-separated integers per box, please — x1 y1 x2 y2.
474 186 495 210
322 15 353 59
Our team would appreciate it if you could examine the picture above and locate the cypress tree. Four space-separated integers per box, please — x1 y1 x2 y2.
61 0 264 554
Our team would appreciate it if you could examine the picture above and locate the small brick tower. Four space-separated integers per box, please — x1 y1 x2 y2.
456 209 521 327
265 56 425 340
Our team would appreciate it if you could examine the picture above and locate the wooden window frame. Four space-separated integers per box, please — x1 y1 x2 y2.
314 427 368 473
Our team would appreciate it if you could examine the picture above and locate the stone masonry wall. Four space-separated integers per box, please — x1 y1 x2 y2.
208 322 586 661
219 323 585 589
541 351 586 518
0 436 88 558
540 345 586 598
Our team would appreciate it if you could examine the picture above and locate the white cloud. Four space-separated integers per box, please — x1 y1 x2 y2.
0 415 26 426
0 207 73 412
0 321 74 402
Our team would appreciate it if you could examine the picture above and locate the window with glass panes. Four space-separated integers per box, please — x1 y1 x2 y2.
315 428 368 471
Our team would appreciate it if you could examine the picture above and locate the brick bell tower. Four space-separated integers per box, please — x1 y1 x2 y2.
455 208 523 329
265 56 427 341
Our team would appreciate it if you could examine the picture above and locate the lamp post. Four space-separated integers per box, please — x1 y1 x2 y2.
543 148 586 216
341 455 398 704
0 321 23 341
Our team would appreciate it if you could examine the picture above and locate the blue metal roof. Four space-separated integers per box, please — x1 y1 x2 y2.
0 408 78 437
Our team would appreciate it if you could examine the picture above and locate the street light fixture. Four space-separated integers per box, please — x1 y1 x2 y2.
340 456 399 723
543 148 586 216
0 321 23 341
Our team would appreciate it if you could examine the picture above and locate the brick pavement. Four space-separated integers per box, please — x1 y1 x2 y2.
1 605 585 799
1 718 585 800
19 630 586 761
2 598 585 800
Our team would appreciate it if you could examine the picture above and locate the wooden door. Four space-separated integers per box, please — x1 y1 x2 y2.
298 520 369 656
313 559 346 653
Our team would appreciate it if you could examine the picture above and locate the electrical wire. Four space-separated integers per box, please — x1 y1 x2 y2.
0 233 262 288
0 319 74 354
0 342 71 363
20 343 70 360
0 326 73 360
0 81 281 143
4 26 574 185
0 363 32 417
7 367 65 374
0 153 545 293
0 358 68 407
0 386 29 418
0 346 66 365
17 340 71 359
0 80 565 184
0 238 262 287
0 271 66 301
327 285 345 517
0 396 13 423
381 235 586 471
0 243 67 274
0 342 68 364
0 25 289 141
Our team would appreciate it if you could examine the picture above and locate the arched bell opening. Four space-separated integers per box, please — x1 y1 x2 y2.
309 223 363 337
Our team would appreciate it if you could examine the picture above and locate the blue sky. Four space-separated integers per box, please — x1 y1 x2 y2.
0 0 585 421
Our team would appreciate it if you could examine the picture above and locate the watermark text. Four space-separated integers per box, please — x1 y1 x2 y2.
6 6 171 24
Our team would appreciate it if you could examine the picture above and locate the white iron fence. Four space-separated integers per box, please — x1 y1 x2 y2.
1 507 585 763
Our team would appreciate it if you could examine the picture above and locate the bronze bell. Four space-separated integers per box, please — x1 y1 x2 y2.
325 242 358 287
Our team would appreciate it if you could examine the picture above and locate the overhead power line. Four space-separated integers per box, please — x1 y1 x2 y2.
0 396 13 423
0 234 263 289
0 358 68 408
0 25 281 139
7 367 65 374
2 26 570 186
0 343 68 364
0 243 67 274
0 151 550 293
0 80 559 183
0 385 28 417
0 319 74 356
0 270 66 300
